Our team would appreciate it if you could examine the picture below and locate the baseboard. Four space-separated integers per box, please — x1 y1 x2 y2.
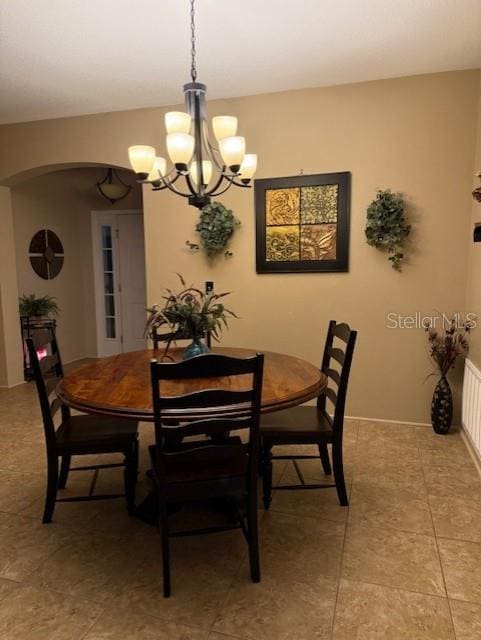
460 426 481 479
0 379 26 389
346 414 432 428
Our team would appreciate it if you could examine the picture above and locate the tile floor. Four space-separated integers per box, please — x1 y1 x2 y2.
1 376 481 639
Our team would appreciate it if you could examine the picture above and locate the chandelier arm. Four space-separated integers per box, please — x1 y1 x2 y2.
209 180 236 198
201 121 225 173
204 171 226 196
184 172 199 197
158 175 193 198
151 172 182 191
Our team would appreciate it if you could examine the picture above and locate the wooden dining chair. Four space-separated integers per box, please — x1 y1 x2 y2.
261 321 357 508
26 328 139 524
149 352 264 597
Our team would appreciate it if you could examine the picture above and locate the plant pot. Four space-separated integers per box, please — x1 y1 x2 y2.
182 337 209 360
431 374 453 435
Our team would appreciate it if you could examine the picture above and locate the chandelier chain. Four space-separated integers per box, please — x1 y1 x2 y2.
190 0 197 82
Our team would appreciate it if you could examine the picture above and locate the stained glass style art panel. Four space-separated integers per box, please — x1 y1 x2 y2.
300 185 338 224
255 172 350 273
301 224 337 261
266 226 300 262
266 188 300 226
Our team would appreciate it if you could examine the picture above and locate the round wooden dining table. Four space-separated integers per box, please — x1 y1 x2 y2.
57 347 326 420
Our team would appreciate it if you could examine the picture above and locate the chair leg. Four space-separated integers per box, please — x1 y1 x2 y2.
262 445 273 510
318 443 332 475
124 440 139 516
58 455 71 490
158 498 171 598
332 441 348 506
43 455 59 524
247 486 261 583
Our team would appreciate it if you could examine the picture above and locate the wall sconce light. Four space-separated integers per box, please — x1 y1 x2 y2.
96 168 132 204
474 223 481 243
473 172 481 204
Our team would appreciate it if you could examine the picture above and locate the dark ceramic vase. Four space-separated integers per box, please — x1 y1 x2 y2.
182 336 209 360
431 374 453 435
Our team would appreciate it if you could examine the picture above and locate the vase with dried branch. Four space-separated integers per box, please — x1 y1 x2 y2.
145 274 237 360
425 317 470 434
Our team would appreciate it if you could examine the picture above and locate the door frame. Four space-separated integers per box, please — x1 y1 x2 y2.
91 209 143 357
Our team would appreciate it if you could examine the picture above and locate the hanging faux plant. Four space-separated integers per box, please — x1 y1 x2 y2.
365 189 411 271
195 201 240 258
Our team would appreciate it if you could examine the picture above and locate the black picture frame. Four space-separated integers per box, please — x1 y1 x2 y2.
254 172 350 273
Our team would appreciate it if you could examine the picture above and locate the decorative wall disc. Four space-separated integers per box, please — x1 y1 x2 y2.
29 229 64 279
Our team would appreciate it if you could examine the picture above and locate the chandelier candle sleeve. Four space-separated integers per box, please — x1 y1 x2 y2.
128 146 156 180
126 0 257 208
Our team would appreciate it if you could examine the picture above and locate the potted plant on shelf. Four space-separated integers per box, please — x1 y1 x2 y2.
19 294 59 319
425 316 470 434
145 275 237 360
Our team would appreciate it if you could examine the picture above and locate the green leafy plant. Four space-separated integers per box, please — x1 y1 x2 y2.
19 294 59 318
145 274 237 353
195 201 240 258
365 189 411 271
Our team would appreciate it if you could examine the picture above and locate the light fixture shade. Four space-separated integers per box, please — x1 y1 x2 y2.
166 133 195 167
128 145 156 177
239 154 257 180
190 160 212 186
165 111 192 134
219 136 245 171
212 115 238 141
147 157 167 183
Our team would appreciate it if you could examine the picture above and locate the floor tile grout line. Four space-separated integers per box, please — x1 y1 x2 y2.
420 446 458 639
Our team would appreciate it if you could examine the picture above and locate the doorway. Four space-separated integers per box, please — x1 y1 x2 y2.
91 210 147 356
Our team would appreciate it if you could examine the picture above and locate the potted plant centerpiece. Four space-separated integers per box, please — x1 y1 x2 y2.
425 316 470 434
145 275 237 360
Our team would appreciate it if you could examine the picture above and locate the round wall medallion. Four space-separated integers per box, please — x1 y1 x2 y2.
29 229 64 280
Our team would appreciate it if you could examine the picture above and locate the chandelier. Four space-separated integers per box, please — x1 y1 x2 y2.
127 0 257 209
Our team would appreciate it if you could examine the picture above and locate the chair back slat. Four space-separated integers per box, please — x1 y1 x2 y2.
39 353 60 375
150 352 264 484
26 328 67 448
325 367 341 387
162 416 252 438
328 347 345 366
318 321 357 438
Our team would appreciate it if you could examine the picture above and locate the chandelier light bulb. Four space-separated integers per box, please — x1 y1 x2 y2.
128 145 156 179
190 160 212 186
165 111 192 134
212 115 238 142
239 154 257 182
219 136 246 173
166 133 195 170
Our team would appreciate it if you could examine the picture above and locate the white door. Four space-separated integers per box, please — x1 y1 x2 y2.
92 210 147 357
118 213 147 352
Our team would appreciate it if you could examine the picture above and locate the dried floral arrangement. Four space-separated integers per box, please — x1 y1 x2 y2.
425 316 470 376
144 274 237 356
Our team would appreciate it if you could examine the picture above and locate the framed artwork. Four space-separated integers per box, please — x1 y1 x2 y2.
254 172 350 273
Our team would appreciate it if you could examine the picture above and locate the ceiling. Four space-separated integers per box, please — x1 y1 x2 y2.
0 0 480 125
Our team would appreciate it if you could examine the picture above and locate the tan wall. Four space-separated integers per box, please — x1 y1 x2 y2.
0 187 23 386
11 168 142 363
0 70 479 420
466 78 481 368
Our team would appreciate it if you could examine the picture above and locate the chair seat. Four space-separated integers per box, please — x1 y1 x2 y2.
56 414 138 454
149 437 247 485
261 405 334 443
